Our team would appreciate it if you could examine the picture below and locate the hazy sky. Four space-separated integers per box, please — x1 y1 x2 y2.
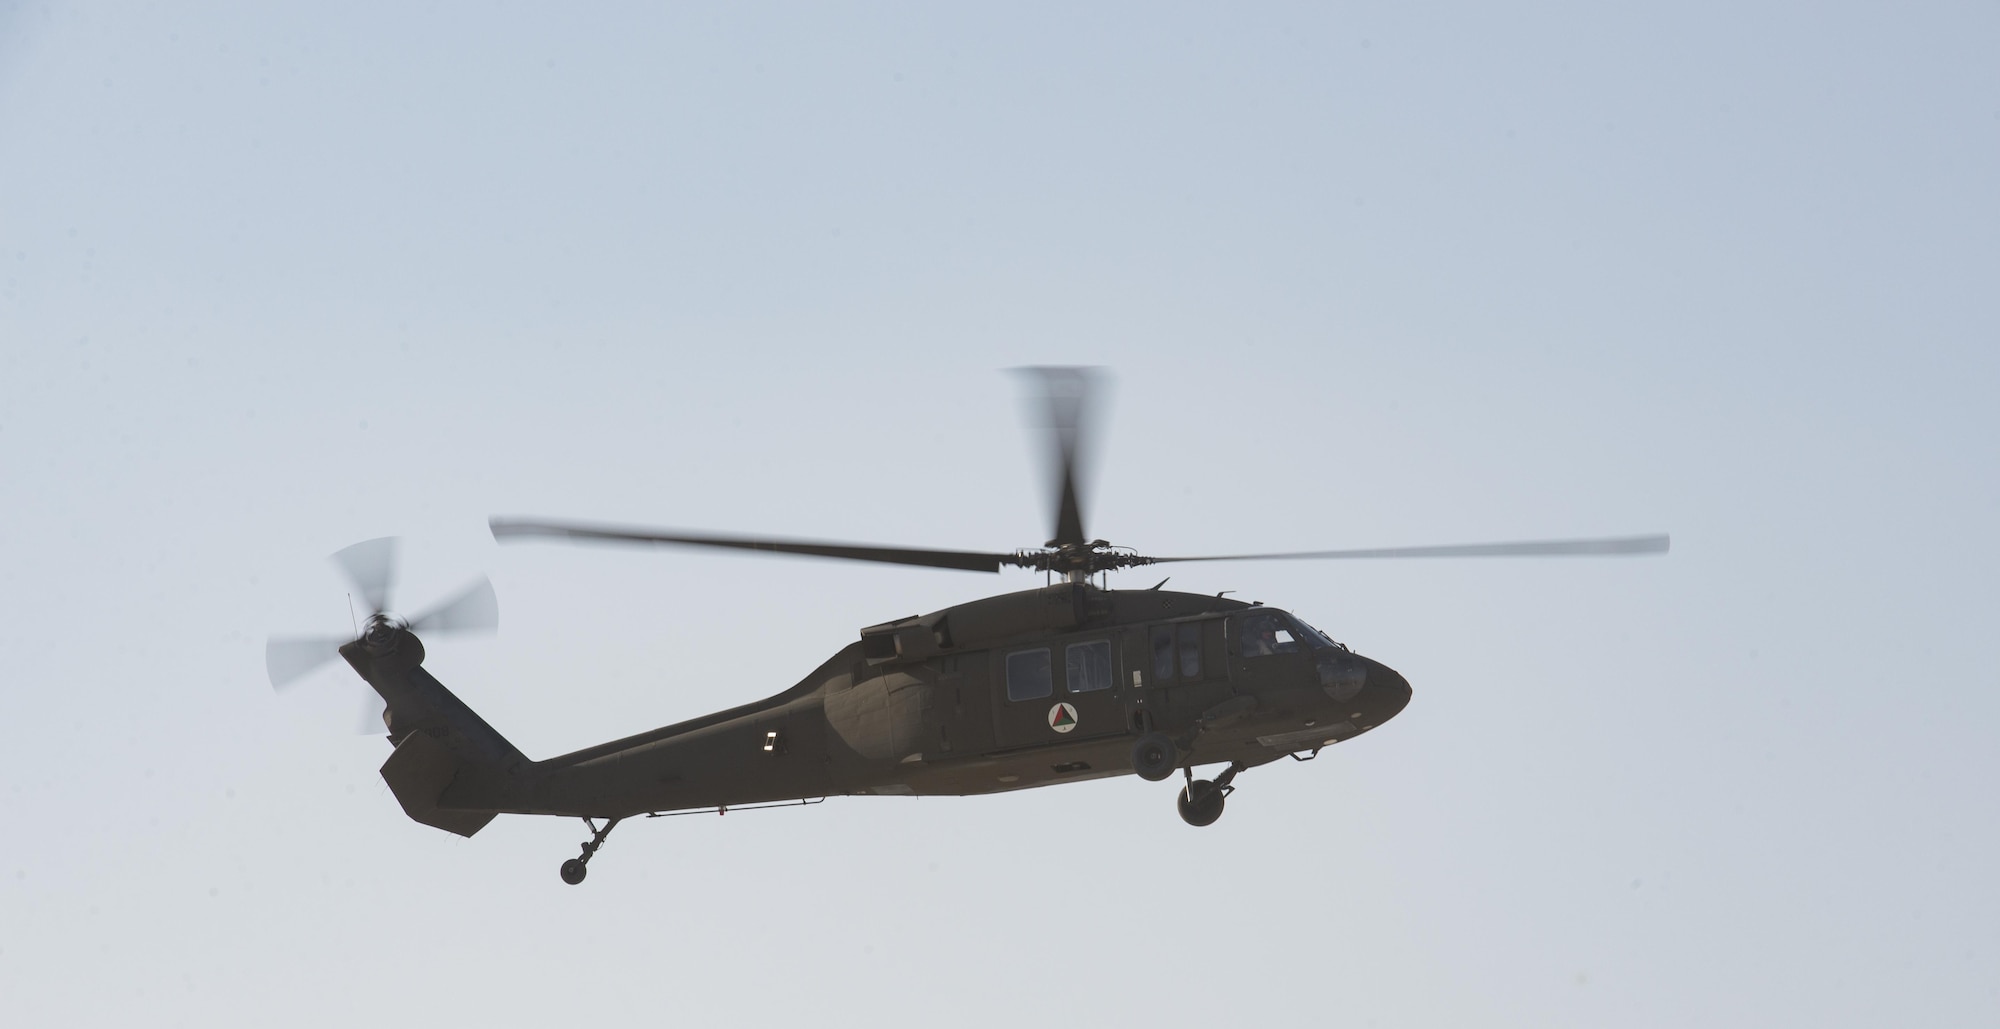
3 4 1995 1027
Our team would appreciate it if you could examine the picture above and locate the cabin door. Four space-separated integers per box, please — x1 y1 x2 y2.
989 632 1129 751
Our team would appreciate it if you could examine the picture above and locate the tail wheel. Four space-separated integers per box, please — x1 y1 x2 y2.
560 858 588 885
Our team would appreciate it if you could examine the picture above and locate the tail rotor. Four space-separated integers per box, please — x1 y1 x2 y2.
265 537 498 733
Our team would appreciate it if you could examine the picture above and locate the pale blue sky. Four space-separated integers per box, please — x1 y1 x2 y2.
3 4 1995 1026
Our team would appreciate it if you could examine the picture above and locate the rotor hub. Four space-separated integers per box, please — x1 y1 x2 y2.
1013 539 1153 579
363 613 405 652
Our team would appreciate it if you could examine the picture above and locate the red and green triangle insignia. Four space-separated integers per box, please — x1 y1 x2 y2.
1052 706 1075 726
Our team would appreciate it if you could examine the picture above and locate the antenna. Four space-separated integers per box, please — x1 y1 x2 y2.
347 593 359 636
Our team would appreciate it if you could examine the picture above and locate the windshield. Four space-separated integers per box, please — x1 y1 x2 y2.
1240 610 1346 656
1288 616 1344 650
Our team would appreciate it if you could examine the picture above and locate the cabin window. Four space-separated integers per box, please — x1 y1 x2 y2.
1065 640 1113 693
1178 623 1202 679
1005 648 1053 701
1151 626 1177 682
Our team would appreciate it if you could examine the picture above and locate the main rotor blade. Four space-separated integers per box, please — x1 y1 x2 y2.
331 537 397 614
1144 534 1671 564
409 577 499 635
1018 366 1101 548
266 634 353 691
490 518 1009 573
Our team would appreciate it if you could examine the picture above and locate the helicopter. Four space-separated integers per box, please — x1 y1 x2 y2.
267 368 1667 885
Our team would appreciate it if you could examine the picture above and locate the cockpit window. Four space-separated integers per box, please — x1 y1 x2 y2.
1282 614 1351 651
1238 610 1302 657
1296 612 1344 644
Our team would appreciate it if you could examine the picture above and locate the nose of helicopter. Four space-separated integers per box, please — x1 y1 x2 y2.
1318 651 1412 724
1336 656 1416 728
1369 660 1413 720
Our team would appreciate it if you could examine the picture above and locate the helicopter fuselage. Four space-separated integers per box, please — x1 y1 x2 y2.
486 582 1412 819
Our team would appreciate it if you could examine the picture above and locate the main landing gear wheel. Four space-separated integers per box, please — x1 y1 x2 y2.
1131 732 1179 782
560 858 588 885
1178 780 1226 827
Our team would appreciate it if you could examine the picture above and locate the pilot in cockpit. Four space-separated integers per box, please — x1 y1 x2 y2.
1239 611 1298 657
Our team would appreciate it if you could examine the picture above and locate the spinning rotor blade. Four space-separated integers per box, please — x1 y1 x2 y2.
272 538 498 738
409 576 500 634
1018 366 1101 548
491 518 1010 573
331 536 397 614
266 634 353 691
1144 534 1671 565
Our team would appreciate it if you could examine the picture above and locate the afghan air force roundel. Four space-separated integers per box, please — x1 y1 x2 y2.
1048 702 1079 733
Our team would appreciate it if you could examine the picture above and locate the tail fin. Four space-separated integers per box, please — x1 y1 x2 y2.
380 729 499 837
341 628 531 837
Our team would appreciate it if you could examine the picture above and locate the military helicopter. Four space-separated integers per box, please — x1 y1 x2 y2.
267 368 1667 885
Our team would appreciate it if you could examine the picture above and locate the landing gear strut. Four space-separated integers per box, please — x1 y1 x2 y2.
559 816 621 885
1177 762 1246 827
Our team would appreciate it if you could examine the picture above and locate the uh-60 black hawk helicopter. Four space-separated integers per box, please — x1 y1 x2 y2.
267 368 1667 885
